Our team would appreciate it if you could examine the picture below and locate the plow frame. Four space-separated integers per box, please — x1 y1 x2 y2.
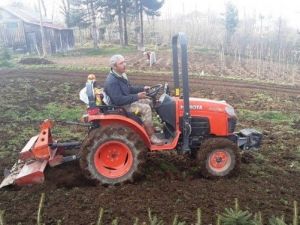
0 120 80 188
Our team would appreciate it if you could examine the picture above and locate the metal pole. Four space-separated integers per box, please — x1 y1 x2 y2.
172 33 191 153
172 35 180 96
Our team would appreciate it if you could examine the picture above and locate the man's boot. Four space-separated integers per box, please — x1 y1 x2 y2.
144 124 167 145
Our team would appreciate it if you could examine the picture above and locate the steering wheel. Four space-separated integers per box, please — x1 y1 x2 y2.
146 84 163 98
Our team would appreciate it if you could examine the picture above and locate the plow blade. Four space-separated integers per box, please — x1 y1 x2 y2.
0 160 47 188
0 120 54 188
0 119 81 188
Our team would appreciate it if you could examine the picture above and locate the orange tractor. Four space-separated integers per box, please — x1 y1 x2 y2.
0 33 262 188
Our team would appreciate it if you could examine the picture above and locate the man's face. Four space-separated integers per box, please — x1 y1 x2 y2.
114 57 126 74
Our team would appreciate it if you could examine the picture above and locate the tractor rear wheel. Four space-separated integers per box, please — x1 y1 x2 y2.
80 125 146 185
197 138 240 178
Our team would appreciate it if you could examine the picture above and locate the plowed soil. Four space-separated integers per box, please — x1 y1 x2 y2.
0 69 299 225
52 50 300 85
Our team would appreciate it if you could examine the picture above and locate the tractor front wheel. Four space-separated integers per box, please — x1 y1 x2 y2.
80 125 146 185
197 138 240 178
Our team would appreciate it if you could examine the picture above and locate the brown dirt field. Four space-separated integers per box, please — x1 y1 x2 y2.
0 69 299 225
51 50 300 85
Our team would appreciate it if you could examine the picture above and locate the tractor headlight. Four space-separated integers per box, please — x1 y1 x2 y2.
225 106 236 117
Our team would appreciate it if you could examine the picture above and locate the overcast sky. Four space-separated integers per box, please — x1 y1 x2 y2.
161 0 300 28
0 0 299 28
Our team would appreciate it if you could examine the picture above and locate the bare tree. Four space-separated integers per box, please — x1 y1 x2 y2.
37 0 47 57
122 0 129 46
41 0 47 17
117 0 124 46
89 0 98 48
61 0 71 27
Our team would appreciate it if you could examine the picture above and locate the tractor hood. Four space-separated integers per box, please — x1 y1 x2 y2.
178 97 236 117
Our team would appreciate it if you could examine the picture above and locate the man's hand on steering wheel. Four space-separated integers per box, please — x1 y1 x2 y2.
137 92 147 99
144 86 151 91
146 84 163 98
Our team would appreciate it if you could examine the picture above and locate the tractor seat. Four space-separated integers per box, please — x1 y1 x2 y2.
100 105 143 125
99 92 143 125
80 82 143 125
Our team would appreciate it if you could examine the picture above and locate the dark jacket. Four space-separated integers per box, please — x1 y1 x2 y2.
104 70 144 106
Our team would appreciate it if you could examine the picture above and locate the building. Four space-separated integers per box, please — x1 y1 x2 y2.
0 6 74 54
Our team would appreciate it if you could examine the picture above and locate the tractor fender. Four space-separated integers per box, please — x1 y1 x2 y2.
87 114 151 148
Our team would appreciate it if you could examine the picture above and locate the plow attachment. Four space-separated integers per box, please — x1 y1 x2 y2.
0 120 80 188
236 128 262 150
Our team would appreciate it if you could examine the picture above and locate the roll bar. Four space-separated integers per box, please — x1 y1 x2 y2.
172 33 191 152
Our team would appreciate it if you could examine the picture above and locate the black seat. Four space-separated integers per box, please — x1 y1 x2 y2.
85 83 143 125
98 105 143 125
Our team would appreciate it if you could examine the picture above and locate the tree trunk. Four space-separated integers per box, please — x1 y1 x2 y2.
117 0 124 46
38 0 47 57
61 0 70 27
40 0 47 17
122 0 128 46
89 0 98 48
134 0 139 46
139 1 144 47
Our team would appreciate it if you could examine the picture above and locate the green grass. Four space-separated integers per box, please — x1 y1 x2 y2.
238 109 300 124
158 161 179 174
296 146 300 157
24 103 84 121
289 146 300 170
190 46 218 54
23 64 109 73
0 106 21 120
0 60 14 68
249 93 274 103
0 103 86 158
13 63 174 77
260 111 290 121
0 102 84 124
55 45 137 57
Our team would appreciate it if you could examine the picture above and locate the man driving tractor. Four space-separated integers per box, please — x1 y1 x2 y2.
0 33 262 188
104 54 166 145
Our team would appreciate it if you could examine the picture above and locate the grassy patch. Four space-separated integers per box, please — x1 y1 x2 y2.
191 46 218 54
0 106 21 120
55 45 137 57
14 63 173 76
0 103 86 157
290 146 300 170
249 92 274 103
23 103 87 140
296 146 300 158
0 60 13 68
238 109 299 124
158 161 179 174
260 111 290 121
24 102 84 121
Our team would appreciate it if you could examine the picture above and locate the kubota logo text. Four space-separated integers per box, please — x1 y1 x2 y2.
180 105 203 110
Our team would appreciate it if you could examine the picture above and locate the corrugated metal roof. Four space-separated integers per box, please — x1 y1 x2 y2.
0 6 71 30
